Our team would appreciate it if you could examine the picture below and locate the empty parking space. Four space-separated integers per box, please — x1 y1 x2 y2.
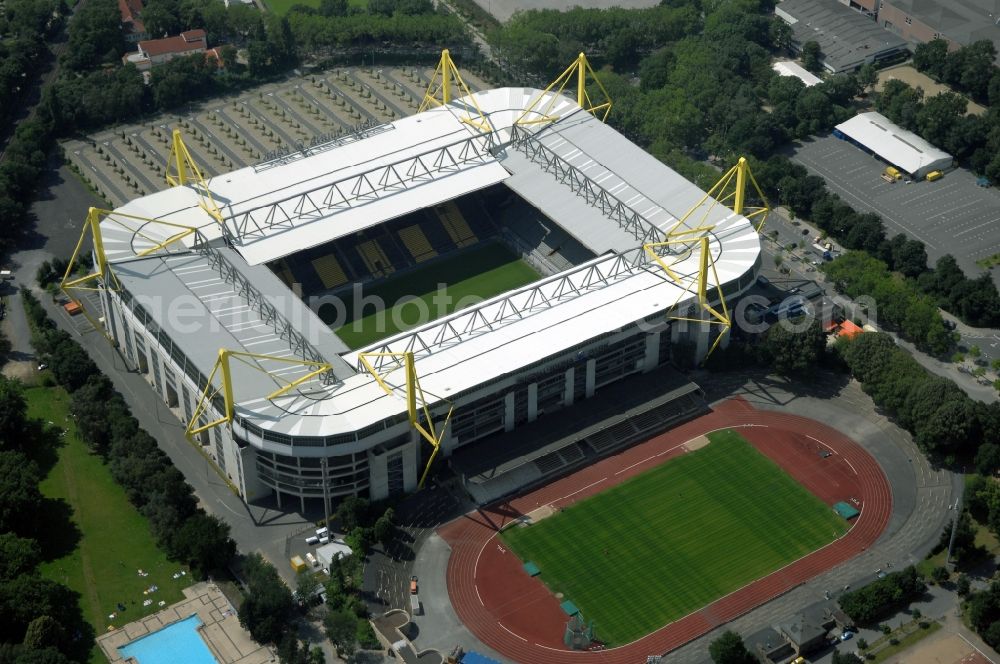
59 65 473 209
791 135 1000 288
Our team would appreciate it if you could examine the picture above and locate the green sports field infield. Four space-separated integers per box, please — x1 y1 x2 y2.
501 429 848 646
332 242 539 349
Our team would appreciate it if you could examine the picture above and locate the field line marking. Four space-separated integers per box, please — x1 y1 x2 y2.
806 434 835 453
958 633 998 664
535 643 569 651
475 586 483 606
554 477 607 503
498 623 527 641
614 425 767 477
844 459 859 475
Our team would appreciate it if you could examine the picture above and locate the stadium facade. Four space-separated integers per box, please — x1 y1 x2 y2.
77 76 762 511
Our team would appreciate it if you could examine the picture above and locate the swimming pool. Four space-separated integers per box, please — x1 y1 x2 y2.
118 614 217 664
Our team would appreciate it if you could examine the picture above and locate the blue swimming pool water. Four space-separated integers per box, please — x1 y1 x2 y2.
118 614 217 664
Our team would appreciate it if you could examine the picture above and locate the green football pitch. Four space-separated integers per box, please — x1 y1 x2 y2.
332 242 540 349
501 429 848 646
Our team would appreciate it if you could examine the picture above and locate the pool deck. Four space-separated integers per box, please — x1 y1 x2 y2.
98 582 273 664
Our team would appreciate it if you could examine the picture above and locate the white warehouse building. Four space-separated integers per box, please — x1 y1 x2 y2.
834 111 953 180
81 80 763 512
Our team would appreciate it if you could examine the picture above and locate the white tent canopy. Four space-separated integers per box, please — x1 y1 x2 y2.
835 112 953 179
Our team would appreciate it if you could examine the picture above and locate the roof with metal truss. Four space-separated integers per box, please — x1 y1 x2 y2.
102 87 762 438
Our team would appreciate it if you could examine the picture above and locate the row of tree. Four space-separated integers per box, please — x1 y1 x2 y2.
837 566 925 625
823 252 952 355
755 155 1000 330
22 289 238 576
22 287 337 663
0 0 64 129
836 332 1000 461
0 365 95 663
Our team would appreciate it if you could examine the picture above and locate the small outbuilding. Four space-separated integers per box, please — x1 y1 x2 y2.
772 61 823 87
834 111 953 180
316 540 353 568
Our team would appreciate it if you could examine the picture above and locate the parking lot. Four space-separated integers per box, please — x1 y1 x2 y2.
790 135 1000 289
61 65 490 209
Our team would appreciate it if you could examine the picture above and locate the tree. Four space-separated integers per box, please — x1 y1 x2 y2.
296 570 320 605
22 615 65 651
373 508 395 549
0 376 28 448
832 652 863 664
932 565 949 583
0 451 43 536
958 574 972 596
334 496 370 532
761 318 826 376
857 63 878 94
324 609 357 660
801 41 822 73
709 630 756 664
239 554 294 645
171 513 236 579
976 444 1000 475
913 39 949 78
0 533 40 579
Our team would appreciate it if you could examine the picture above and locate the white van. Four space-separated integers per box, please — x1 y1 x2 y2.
305 552 318 567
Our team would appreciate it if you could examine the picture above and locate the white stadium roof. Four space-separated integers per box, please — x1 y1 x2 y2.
102 87 761 439
835 111 953 178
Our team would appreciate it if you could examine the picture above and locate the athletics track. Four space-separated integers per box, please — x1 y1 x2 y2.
438 397 893 663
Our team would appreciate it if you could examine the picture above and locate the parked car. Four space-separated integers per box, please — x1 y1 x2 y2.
840 630 855 641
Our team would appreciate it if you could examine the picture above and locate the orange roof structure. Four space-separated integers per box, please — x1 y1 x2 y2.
138 29 206 58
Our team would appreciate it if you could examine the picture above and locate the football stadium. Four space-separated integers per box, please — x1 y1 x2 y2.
63 52 766 511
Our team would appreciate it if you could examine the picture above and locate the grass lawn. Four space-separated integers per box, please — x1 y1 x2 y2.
331 242 540 349
29 386 191 662
502 430 848 646
263 0 366 16
868 620 941 663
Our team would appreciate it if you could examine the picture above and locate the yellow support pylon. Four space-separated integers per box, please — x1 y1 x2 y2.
516 53 612 126
666 157 770 236
186 349 332 437
643 157 770 361
60 207 200 337
419 49 491 133
166 129 224 224
358 351 453 489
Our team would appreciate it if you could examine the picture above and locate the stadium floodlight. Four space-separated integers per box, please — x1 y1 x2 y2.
357 351 454 489
186 349 333 437
419 49 491 134
60 207 202 337
516 53 612 127
165 128 224 224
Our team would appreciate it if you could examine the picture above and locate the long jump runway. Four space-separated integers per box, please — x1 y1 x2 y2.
438 397 892 663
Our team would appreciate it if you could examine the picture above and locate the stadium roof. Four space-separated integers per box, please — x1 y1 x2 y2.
103 87 761 438
835 111 953 176
776 0 909 72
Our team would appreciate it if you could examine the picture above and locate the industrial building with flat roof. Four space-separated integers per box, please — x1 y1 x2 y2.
834 111 953 179
77 71 762 512
878 0 1000 62
776 0 910 72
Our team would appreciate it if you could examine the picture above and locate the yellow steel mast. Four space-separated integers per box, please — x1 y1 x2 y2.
358 351 453 489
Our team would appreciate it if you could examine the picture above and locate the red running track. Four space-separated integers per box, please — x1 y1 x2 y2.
438 398 892 663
